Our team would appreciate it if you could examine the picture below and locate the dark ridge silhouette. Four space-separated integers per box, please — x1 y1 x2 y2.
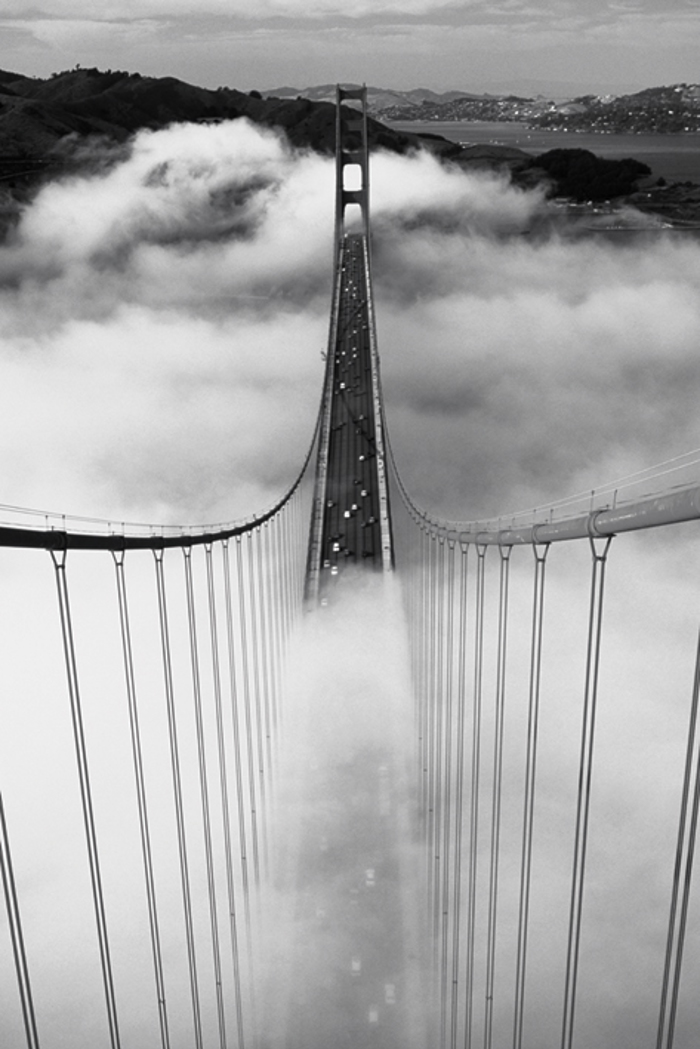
523 148 651 201
0 66 459 161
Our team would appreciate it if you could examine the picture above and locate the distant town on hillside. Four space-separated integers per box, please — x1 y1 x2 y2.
264 83 700 135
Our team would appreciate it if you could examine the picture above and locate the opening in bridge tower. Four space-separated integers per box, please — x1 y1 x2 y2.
305 86 394 604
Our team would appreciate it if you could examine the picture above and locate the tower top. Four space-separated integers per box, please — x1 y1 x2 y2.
335 85 370 245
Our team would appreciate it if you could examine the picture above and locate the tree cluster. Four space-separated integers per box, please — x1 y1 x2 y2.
525 148 651 201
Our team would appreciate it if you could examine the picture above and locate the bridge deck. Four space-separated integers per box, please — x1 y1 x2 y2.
306 232 393 601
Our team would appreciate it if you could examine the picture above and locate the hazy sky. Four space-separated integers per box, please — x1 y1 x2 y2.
1 0 699 95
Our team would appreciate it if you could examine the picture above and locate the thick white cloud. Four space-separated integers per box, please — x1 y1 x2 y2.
0 119 333 523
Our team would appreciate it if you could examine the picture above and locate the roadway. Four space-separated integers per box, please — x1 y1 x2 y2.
318 234 384 587
278 743 424 1049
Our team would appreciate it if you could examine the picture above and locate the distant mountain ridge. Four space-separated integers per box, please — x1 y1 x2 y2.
268 82 700 133
263 84 482 109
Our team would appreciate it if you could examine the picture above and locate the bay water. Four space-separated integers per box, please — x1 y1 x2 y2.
388 120 700 183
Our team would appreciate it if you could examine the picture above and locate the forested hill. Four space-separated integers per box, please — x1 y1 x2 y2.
0 66 456 160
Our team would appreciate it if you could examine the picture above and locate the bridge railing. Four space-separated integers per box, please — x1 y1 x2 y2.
0 425 317 551
389 437 700 546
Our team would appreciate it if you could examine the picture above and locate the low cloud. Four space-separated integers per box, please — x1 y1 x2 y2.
0 119 333 521
261 576 431 1048
375 226 700 520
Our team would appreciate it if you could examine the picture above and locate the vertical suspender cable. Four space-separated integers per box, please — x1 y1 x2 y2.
50 548 121 1049
426 533 438 909
222 540 257 1035
412 522 420 785
0 793 41 1049
287 491 297 625
423 532 433 869
417 526 429 822
153 550 203 1049
255 526 272 878
289 495 300 627
266 521 283 747
268 518 280 660
255 527 273 784
298 485 307 608
274 512 287 646
222 539 252 916
656 628 700 1049
512 541 549 1049
112 551 170 1049
561 536 612 1049
433 537 447 944
409 521 420 704
205 543 246 1049
246 531 266 836
278 508 290 645
272 512 287 727
465 544 487 1049
296 486 305 607
413 522 424 778
450 541 470 1049
236 537 260 888
484 545 513 1049
439 539 456 1049
182 547 227 1049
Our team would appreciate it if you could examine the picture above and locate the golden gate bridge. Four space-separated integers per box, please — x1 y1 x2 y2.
1 87 699 1049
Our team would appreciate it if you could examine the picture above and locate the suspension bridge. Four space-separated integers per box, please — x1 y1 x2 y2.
1 87 700 1049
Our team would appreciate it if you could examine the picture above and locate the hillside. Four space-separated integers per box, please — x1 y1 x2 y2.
0 67 469 165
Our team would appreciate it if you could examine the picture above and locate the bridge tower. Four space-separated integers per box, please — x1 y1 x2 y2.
305 86 394 603
334 86 370 242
